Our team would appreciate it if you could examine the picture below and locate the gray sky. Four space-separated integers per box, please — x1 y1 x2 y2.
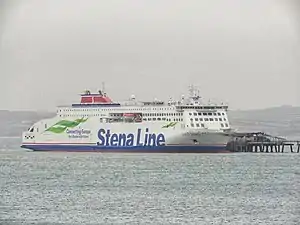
0 0 299 111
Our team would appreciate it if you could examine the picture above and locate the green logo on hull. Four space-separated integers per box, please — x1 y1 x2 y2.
162 121 178 128
45 117 88 134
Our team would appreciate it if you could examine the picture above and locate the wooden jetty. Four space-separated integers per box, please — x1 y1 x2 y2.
226 132 300 153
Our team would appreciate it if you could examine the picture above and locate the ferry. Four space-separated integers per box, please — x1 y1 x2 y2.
21 85 233 153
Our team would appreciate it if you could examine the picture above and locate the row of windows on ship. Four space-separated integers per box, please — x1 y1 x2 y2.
103 116 227 122
58 107 180 112
141 117 227 122
142 112 226 117
58 107 227 113
102 117 229 128
58 111 226 117
189 112 225 116
190 123 229 128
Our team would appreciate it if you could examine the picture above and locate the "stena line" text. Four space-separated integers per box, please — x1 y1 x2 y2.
97 128 166 146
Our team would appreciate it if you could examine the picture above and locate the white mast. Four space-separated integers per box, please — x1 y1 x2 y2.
102 82 105 93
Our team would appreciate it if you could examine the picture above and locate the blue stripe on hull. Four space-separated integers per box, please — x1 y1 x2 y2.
21 144 230 153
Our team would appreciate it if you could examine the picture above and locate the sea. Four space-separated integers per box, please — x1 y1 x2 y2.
0 108 299 225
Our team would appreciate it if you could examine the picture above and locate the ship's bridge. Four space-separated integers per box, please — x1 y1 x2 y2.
173 85 229 111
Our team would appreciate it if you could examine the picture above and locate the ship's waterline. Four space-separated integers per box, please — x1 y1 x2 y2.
21 144 230 153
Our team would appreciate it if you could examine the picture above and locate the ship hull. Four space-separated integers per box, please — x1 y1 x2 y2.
21 144 230 153
21 117 232 153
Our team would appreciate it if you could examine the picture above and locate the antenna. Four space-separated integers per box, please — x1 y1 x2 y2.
188 84 194 98
102 82 105 93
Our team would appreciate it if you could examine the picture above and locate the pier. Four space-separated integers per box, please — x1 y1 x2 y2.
226 132 300 153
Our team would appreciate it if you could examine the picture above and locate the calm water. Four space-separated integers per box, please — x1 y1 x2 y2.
0 147 299 225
